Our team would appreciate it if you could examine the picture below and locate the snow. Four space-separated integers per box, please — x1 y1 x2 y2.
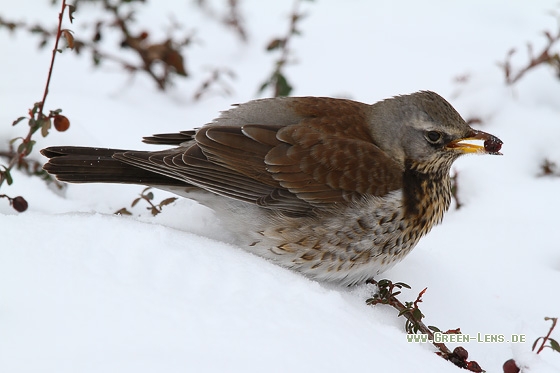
1 0 560 372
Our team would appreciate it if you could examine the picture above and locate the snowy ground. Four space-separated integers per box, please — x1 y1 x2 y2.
1 1 560 372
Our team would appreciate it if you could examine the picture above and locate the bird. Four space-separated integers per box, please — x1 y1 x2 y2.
41 91 502 285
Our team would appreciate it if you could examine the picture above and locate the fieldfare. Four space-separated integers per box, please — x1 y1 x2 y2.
42 91 502 285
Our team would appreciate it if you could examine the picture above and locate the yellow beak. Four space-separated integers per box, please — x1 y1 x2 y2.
446 130 503 155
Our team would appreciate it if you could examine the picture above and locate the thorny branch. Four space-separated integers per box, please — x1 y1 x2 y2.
259 0 310 97
1 0 192 91
366 279 483 372
0 0 71 212
500 14 560 85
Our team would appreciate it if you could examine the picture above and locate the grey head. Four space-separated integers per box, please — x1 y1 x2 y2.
367 91 499 173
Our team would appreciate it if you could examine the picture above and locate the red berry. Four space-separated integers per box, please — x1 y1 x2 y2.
12 196 28 212
453 346 468 361
53 115 70 132
484 136 503 153
503 359 520 373
466 361 483 372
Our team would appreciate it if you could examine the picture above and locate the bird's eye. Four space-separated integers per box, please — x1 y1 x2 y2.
425 131 442 143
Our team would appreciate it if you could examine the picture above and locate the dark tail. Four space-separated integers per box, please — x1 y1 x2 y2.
41 146 186 186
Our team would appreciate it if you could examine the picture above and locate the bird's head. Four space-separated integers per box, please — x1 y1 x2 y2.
369 91 502 174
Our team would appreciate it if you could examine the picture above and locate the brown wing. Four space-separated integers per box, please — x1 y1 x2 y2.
266 123 404 205
175 97 403 211
188 129 402 208
118 97 404 214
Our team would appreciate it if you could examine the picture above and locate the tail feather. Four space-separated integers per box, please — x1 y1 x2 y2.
142 130 195 145
41 146 187 186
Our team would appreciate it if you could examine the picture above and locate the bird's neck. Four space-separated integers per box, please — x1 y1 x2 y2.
402 159 452 230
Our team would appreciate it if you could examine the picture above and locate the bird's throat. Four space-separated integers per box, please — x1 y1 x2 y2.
402 159 452 230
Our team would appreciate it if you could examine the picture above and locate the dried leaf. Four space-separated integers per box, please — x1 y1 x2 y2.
266 38 285 51
114 207 132 216
163 48 187 76
31 102 42 115
159 197 177 207
9 137 23 145
62 29 75 49
12 116 26 126
532 337 542 352
41 117 52 137
67 4 76 23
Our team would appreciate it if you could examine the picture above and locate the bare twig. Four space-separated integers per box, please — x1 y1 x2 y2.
259 0 310 97
533 317 559 354
38 2 67 118
0 0 69 196
116 187 177 216
500 15 560 85
195 0 248 42
192 67 236 101
450 171 463 209
1 0 193 91
366 279 484 372
538 158 560 177
366 279 452 354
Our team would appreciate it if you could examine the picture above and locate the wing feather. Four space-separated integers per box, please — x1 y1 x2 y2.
51 97 404 215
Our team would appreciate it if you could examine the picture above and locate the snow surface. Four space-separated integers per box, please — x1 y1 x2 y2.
1 1 560 372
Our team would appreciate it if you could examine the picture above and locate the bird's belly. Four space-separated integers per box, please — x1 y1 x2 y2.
188 189 441 286
236 191 430 285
